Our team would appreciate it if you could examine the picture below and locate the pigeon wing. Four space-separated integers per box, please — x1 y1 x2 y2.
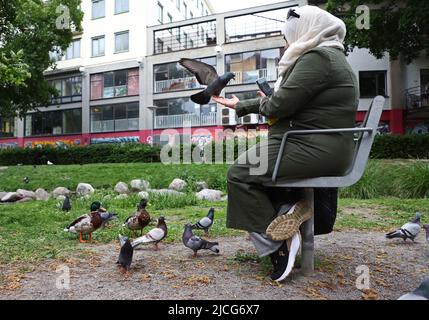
179 58 218 85
402 223 421 237
147 227 165 241
198 217 212 228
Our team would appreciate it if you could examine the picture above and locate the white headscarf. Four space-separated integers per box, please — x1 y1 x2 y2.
274 5 347 92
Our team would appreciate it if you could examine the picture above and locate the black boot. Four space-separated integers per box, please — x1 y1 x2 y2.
270 241 289 281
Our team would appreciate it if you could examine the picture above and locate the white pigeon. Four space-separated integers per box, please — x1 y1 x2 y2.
122 216 167 251
398 277 429 300
386 212 421 242
47 160 54 165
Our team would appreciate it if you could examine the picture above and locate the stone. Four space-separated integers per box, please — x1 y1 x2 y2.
17 197 34 203
196 189 223 202
1 192 23 203
35 188 50 201
149 189 185 197
16 189 36 199
115 182 129 194
168 179 187 192
0 192 8 200
196 181 209 192
130 179 150 192
52 187 71 199
137 191 149 200
76 183 95 197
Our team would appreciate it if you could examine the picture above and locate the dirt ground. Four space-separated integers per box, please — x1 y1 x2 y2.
1 230 428 300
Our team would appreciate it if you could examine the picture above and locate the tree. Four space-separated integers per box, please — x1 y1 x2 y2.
0 0 83 118
326 0 429 63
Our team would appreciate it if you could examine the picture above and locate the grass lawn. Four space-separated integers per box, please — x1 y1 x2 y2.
0 161 428 267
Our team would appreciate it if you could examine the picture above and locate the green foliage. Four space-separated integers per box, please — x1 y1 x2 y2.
370 134 429 159
0 0 84 118
327 0 429 62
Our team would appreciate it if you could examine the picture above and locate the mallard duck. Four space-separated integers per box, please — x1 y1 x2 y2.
123 199 151 236
120 216 167 251
64 201 117 243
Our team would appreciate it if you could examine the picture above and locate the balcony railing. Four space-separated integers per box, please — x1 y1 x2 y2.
154 113 217 129
405 86 429 111
155 76 202 93
229 68 279 85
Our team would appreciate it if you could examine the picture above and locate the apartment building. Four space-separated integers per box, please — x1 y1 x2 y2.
1 0 428 149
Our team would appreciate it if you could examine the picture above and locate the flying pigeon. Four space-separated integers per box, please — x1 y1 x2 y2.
192 208 215 235
117 236 134 273
182 224 220 258
386 212 421 242
23 176 30 184
398 277 429 300
424 225 429 245
62 195 72 212
179 58 235 105
125 217 167 251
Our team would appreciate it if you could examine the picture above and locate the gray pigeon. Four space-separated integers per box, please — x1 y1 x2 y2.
117 236 134 272
424 225 429 245
179 58 235 105
23 176 30 184
398 277 429 300
192 208 215 235
386 212 421 242
62 195 72 212
182 224 220 258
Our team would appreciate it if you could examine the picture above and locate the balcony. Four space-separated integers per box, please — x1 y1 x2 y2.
229 68 278 85
155 76 202 93
405 86 429 119
154 113 217 129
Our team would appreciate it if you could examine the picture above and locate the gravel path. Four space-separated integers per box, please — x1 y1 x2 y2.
1 230 428 300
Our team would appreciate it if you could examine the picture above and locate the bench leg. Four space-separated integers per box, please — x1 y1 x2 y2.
300 188 314 276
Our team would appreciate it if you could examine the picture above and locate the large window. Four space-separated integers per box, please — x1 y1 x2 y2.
0 118 15 138
154 56 216 93
25 109 82 137
65 39 81 60
91 102 139 133
226 48 282 85
153 97 217 128
115 0 129 14
91 68 139 100
154 20 216 54
359 71 387 98
92 0 105 20
49 76 82 104
115 31 129 53
92 36 105 57
225 7 292 43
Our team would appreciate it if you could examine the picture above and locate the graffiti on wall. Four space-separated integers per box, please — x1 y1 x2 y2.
0 142 18 149
90 136 140 144
25 140 81 149
406 122 429 134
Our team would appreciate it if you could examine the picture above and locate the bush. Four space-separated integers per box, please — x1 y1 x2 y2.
371 134 429 159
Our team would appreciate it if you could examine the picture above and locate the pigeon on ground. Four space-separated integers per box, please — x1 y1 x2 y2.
424 225 429 245
182 224 220 258
192 208 215 235
398 277 429 300
62 195 72 212
179 58 235 105
117 236 134 273
386 212 421 242
127 217 167 251
47 160 54 165
23 176 30 184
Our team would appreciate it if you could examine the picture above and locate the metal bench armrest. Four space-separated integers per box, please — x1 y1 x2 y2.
271 127 374 184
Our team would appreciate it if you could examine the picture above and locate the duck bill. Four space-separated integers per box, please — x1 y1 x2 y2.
100 206 107 212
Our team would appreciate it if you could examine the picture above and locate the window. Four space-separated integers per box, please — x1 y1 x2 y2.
49 76 82 104
90 68 139 100
158 2 164 24
0 117 15 138
25 109 82 137
183 2 187 19
176 0 180 10
168 13 173 23
115 0 129 14
65 39 81 60
154 57 216 93
359 71 387 98
225 48 282 84
115 31 129 53
92 36 105 57
91 103 139 133
201 3 204 16
92 0 105 20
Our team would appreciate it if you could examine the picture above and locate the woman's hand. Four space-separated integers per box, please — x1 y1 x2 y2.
257 91 267 97
212 95 239 109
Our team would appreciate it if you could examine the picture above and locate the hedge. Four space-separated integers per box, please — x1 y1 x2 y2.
0 134 428 165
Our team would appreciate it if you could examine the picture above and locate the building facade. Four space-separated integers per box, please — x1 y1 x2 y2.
1 0 428 149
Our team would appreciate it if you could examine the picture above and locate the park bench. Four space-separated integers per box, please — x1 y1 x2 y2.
264 96 385 276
